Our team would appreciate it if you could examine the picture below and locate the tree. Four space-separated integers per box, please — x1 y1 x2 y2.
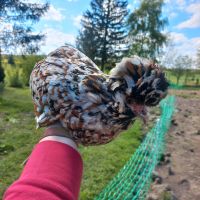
127 0 168 58
76 0 128 71
76 26 98 62
196 47 200 69
182 55 192 85
171 55 191 85
159 40 176 67
0 0 49 82
19 55 45 86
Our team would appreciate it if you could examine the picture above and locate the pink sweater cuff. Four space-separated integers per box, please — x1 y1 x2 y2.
4 141 83 200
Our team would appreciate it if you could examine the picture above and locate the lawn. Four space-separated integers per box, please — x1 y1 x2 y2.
164 69 200 86
0 87 144 200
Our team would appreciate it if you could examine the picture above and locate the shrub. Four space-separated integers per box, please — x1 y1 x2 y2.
5 66 25 88
19 55 44 86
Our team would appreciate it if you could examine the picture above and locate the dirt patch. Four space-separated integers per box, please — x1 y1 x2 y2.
147 90 200 200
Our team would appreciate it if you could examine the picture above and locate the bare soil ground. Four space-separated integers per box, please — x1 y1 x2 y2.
147 89 200 200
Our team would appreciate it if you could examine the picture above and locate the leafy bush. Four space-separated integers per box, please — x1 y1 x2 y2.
5 66 25 88
19 55 44 86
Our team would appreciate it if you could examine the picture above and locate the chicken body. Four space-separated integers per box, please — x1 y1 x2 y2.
30 45 168 145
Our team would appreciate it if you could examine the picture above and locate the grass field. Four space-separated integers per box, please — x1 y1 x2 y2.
0 87 144 200
165 69 200 86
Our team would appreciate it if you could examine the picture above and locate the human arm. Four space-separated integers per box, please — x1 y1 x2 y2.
3 127 83 200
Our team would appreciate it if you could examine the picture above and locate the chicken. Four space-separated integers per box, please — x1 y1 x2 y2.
30 45 168 145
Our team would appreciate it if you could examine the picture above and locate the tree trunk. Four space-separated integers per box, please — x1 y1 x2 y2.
101 58 105 71
177 77 180 85
184 73 189 85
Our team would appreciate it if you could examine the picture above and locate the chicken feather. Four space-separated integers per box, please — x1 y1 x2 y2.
30 45 168 145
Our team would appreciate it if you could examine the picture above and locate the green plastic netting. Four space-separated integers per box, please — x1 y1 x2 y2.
96 95 175 200
169 83 183 89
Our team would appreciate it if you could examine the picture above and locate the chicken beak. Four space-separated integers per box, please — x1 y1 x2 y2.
131 103 148 124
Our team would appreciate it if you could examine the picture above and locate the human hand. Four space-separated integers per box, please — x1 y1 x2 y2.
41 122 78 150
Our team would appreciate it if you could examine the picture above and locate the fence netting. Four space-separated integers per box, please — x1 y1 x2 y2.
96 95 175 200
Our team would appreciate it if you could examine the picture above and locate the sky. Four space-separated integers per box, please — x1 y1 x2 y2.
26 0 200 61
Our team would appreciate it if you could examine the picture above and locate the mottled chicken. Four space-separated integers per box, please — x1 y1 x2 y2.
30 45 168 145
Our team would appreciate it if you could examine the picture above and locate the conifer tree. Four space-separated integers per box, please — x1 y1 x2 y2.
77 0 128 71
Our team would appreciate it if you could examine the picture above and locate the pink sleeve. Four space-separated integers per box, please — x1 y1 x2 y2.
3 141 83 200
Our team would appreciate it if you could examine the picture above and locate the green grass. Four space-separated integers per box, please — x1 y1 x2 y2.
79 121 143 199
0 87 143 200
164 69 200 86
0 87 43 197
